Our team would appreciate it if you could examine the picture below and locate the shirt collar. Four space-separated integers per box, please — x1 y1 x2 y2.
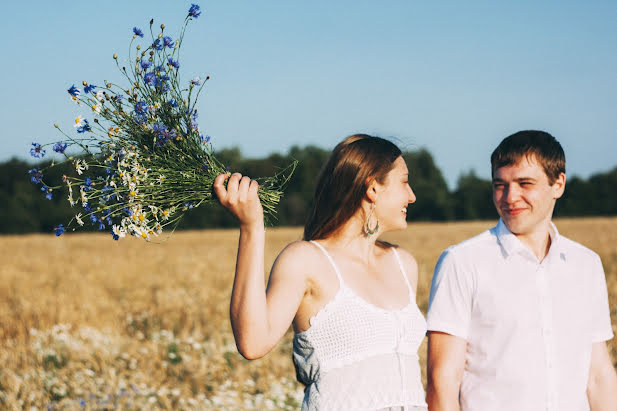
495 218 562 259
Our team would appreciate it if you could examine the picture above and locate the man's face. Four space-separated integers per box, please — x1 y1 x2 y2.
492 155 565 238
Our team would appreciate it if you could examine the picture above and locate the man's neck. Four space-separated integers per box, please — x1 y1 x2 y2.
516 225 553 262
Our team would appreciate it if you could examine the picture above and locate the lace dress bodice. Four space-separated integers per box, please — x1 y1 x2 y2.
293 241 428 411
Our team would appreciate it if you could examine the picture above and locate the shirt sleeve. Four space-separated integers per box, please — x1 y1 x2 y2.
426 248 474 340
590 254 614 343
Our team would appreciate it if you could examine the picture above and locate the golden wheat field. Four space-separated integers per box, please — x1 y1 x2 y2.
1 218 616 410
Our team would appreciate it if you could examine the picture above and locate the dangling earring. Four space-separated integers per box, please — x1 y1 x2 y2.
364 203 379 236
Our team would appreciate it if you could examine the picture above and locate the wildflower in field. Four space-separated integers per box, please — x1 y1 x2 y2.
84 83 96 94
53 141 68 153
140 60 152 71
91 103 101 114
30 142 45 158
133 27 144 37
190 76 201 86
75 213 84 226
188 4 201 18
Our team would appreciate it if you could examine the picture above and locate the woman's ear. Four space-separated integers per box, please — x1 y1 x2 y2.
365 177 378 203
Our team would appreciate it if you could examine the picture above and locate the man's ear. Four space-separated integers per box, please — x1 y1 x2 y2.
552 172 566 199
365 177 378 203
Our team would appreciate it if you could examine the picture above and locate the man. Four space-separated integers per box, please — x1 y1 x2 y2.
426 130 617 411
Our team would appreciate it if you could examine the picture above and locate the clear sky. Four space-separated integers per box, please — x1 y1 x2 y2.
2 1 615 188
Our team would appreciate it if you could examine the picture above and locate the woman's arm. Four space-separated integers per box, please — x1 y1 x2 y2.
214 173 308 359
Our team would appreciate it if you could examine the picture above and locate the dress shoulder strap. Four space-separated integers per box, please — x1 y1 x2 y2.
392 247 414 297
309 240 345 287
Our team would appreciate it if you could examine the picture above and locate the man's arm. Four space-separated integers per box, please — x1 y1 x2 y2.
587 341 617 410
427 331 468 411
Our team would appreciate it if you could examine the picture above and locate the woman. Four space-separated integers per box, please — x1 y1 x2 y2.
213 134 427 410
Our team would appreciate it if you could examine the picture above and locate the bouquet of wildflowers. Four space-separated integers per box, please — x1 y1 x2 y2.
28 4 295 240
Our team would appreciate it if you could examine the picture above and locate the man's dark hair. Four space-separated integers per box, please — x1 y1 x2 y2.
491 130 565 184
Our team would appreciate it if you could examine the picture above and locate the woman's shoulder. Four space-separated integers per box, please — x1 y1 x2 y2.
272 240 323 272
379 241 418 277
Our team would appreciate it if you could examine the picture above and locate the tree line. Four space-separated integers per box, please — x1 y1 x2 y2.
1 145 615 234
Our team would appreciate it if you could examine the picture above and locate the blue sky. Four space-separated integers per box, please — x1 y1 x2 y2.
2 1 615 188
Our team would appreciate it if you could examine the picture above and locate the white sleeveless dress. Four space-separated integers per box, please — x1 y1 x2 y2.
293 241 428 411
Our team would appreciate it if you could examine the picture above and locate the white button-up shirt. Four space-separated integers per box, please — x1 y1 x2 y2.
427 219 613 411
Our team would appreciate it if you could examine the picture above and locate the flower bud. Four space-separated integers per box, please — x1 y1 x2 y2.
160 24 165 30
150 51 154 56
136 45 141 51
158 33 163 39
82 81 88 86
113 53 118 59
54 123 59 128
150 18 154 26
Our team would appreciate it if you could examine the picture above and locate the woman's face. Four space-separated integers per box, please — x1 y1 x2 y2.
374 156 416 232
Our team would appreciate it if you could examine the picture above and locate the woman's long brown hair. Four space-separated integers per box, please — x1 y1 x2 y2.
303 134 402 241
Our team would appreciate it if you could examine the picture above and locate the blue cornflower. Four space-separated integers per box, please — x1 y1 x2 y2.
67 85 80 98
200 134 211 144
76 120 91 133
54 224 65 236
152 122 177 146
190 76 201 86
41 185 53 200
144 72 156 86
152 39 163 51
184 202 194 209
111 230 119 241
154 74 170 93
167 58 179 69
83 202 92 213
29 167 43 183
53 142 68 153
30 142 46 158
163 36 174 48
140 60 152 71
84 84 96 93
97 218 105 231
89 214 98 224
168 98 178 108
83 177 93 191
188 4 201 18
133 27 144 37
134 101 147 114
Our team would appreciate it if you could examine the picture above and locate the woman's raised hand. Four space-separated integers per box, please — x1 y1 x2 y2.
213 173 264 228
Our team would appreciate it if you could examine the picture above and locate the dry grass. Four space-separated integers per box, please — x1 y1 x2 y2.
0 217 615 409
